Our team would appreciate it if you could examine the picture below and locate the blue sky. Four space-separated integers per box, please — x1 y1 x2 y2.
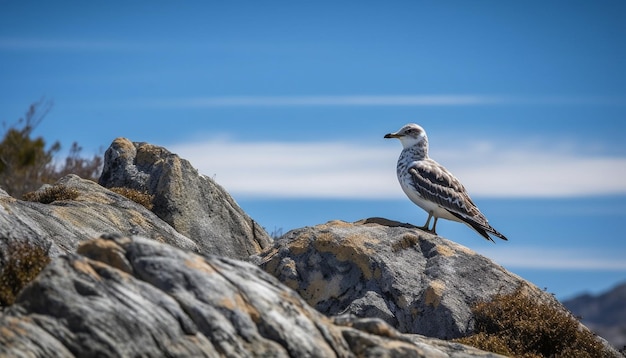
1 1 625 299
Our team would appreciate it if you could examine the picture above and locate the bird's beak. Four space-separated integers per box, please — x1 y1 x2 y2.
384 132 401 139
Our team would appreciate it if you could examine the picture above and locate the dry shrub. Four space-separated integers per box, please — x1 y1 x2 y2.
110 187 154 210
455 287 613 357
0 100 103 198
22 185 80 204
0 240 50 306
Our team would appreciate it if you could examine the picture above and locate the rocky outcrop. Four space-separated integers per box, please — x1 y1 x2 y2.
0 174 196 258
98 138 272 259
254 218 582 339
1 137 272 261
0 235 506 358
0 138 618 357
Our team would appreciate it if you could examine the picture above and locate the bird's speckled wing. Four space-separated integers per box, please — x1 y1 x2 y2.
407 159 480 217
408 159 507 241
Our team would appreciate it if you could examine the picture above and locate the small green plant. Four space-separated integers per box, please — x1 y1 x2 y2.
0 240 50 306
22 185 80 204
455 286 612 357
110 187 154 210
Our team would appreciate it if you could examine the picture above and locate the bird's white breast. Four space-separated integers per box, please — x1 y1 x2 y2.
397 160 462 223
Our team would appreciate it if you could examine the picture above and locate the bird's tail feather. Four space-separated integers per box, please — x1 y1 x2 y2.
449 212 508 242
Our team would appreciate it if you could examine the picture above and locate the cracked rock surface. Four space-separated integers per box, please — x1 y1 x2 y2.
255 218 576 339
0 235 505 357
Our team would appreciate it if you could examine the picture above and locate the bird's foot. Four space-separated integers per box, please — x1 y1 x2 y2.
416 225 438 236
416 225 434 233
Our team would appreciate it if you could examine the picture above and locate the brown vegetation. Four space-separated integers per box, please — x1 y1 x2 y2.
456 286 613 357
22 185 80 204
110 187 154 210
0 240 50 306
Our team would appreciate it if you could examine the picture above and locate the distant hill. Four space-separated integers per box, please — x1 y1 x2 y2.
563 281 626 350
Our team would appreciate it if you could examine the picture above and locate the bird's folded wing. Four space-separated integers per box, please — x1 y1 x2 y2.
408 160 482 219
409 160 507 241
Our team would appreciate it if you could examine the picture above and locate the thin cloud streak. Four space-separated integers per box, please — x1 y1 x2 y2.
170 139 626 199
126 94 626 108
0 37 144 51
479 247 626 271
142 95 502 108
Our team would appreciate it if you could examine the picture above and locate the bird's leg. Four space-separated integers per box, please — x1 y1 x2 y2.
418 212 433 231
430 216 439 235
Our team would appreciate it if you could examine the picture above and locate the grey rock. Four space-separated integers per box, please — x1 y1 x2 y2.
98 137 272 259
254 217 611 345
0 235 505 358
0 174 196 258
332 315 504 358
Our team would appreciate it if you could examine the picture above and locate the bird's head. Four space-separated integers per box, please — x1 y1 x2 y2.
384 123 428 149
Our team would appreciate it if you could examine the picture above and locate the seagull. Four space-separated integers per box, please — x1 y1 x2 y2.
384 123 507 242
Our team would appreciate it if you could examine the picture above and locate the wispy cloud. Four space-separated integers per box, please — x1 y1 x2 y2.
171 140 398 198
435 143 626 197
138 95 503 108
479 247 626 271
0 37 142 51
135 94 626 108
170 139 626 199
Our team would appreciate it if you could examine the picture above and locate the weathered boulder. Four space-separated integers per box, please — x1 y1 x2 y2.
0 174 196 258
98 137 272 259
0 235 505 358
253 218 590 340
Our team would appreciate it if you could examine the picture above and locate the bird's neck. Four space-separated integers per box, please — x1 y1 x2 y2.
401 143 428 161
